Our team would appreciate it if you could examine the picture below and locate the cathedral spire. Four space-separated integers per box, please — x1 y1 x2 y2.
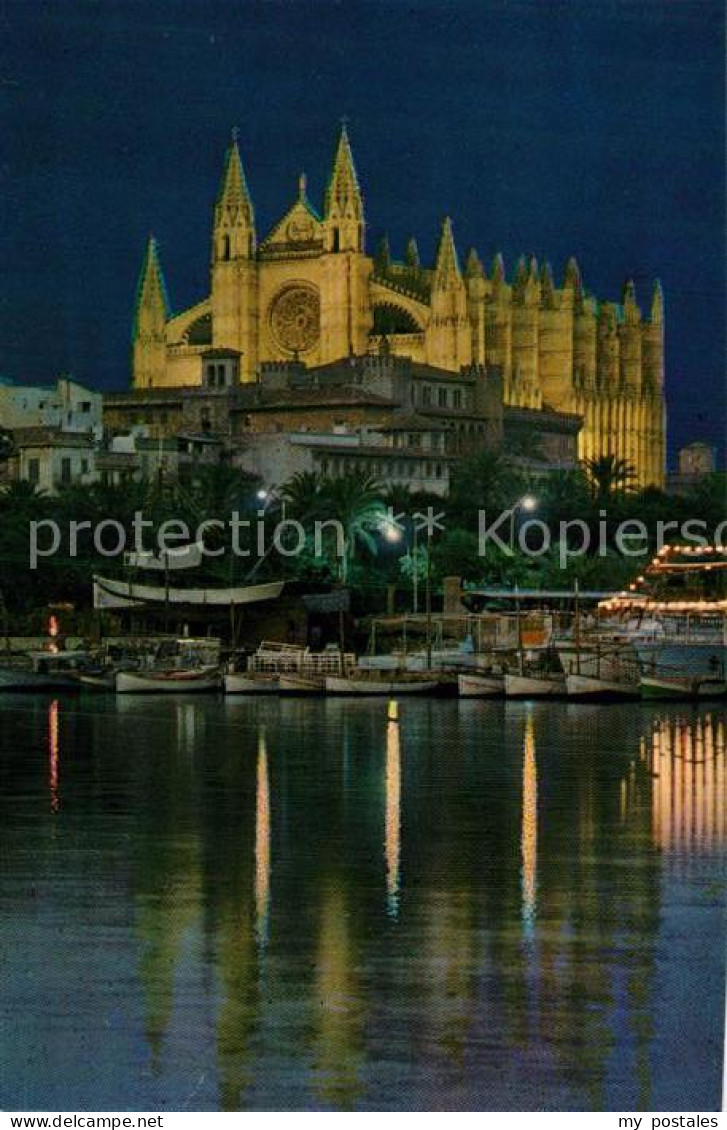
491 253 505 283
405 236 420 270
324 122 363 221
464 247 483 279
133 235 169 340
216 134 254 224
433 217 461 287
213 133 255 261
324 123 364 251
563 256 581 289
650 279 663 324
622 277 640 324
540 261 555 307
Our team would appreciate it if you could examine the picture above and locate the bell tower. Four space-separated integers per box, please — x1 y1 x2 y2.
210 131 259 380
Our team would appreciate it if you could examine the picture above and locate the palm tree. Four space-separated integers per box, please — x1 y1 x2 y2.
280 470 327 520
317 472 386 582
583 455 636 505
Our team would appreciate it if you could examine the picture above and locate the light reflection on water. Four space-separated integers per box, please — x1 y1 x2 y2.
2 696 725 1112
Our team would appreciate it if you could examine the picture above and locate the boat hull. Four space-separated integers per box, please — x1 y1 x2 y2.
640 676 726 701
277 674 325 694
458 673 504 698
326 676 439 696
565 674 639 700
224 673 279 694
116 670 219 694
505 673 565 698
0 668 79 691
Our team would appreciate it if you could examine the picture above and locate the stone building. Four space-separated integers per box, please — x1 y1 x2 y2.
104 351 580 496
131 125 665 487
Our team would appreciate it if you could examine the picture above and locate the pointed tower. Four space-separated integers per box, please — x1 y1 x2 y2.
463 247 485 363
319 124 371 360
511 255 541 408
484 253 510 378
618 278 642 390
323 123 364 253
641 280 665 486
210 133 258 378
427 218 471 370
132 236 169 388
405 237 420 271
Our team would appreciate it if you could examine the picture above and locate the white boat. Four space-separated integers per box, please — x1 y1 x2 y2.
223 672 279 694
640 674 726 701
505 673 565 698
116 667 219 694
326 674 439 695
457 672 505 698
565 673 639 700
278 673 325 694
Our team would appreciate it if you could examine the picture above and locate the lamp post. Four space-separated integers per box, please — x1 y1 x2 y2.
509 494 537 550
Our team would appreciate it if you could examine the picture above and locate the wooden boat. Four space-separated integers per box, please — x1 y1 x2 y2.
505 672 565 698
457 672 505 698
79 671 117 692
565 673 640 700
277 673 325 694
326 674 439 695
223 672 279 694
116 667 220 694
640 674 726 701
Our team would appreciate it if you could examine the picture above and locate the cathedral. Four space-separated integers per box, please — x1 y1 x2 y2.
132 125 666 486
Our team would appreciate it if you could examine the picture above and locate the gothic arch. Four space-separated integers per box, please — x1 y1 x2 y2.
372 302 423 335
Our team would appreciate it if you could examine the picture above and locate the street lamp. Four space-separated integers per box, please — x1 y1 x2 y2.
509 494 538 550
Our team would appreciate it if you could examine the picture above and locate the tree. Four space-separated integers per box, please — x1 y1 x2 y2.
583 455 636 506
317 472 387 582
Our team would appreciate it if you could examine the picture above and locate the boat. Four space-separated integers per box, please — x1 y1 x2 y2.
457 672 505 697
565 673 640 700
325 674 440 695
0 650 93 691
505 672 565 698
79 671 118 692
278 673 326 694
116 667 220 693
599 544 727 678
223 672 279 694
640 673 726 701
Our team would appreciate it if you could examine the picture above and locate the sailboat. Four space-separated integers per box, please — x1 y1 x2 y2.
504 587 565 698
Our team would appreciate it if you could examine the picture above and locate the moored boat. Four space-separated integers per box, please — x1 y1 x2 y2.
278 673 325 694
326 674 439 695
116 667 220 694
223 672 279 694
504 672 565 698
565 673 639 700
457 672 505 698
640 674 726 701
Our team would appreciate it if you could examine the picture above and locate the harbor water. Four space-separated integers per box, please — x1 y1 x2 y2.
0 695 725 1111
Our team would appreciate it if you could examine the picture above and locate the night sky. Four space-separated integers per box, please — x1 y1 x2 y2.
0 0 724 464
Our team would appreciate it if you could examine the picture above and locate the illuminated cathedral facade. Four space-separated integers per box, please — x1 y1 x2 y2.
132 126 666 486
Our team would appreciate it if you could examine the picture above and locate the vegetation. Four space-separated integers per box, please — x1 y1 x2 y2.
0 451 724 630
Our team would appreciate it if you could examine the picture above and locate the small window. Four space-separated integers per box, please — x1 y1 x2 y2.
80 401 91 413
452 390 462 409
60 457 72 485
422 387 432 407
438 388 448 408
81 459 89 475
27 458 40 485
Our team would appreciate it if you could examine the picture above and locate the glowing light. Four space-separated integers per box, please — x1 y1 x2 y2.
385 715 401 918
521 714 537 931
254 729 270 949
520 494 537 512
48 700 60 814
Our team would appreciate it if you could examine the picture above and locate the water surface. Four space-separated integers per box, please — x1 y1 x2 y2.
1 696 724 1110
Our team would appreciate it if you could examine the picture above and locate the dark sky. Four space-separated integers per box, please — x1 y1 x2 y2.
0 0 724 464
